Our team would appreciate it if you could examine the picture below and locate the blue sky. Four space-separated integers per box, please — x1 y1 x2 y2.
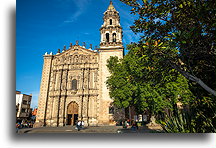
16 0 140 108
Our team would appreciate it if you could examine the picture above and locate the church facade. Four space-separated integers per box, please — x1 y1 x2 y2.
35 1 124 127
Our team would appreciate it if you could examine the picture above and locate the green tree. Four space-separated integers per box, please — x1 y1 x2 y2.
119 0 216 132
120 0 216 96
107 43 193 122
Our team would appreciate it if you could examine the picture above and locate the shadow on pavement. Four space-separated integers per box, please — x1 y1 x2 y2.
117 125 164 133
17 125 163 134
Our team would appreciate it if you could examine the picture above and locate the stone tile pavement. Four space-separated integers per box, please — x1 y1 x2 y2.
17 125 163 134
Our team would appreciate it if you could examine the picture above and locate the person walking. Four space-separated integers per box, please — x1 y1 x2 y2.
81 120 84 129
77 120 81 131
75 120 78 130
131 121 137 132
16 123 20 133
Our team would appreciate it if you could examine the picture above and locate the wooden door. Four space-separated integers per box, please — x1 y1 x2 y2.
67 102 78 125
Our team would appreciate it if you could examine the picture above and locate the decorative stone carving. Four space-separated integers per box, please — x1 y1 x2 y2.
35 1 123 128
74 55 79 63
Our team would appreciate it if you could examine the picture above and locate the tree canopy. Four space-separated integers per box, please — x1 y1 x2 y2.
106 0 215 132
120 0 216 96
107 43 193 116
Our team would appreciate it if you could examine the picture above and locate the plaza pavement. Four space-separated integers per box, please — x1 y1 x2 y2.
17 125 163 134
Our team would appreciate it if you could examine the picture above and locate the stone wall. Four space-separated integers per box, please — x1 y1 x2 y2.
98 48 123 125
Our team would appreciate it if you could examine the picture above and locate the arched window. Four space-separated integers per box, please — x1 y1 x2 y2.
113 33 116 42
72 79 77 90
110 19 112 25
106 33 109 42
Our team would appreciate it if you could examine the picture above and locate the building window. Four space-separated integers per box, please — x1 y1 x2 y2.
113 33 116 42
22 100 28 105
106 33 109 42
21 109 26 113
72 79 77 90
110 19 112 25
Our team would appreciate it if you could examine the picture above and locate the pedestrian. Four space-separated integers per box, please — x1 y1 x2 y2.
75 120 78 130
131 121 137 131
77 120 81 131
81 120 84 129
123 120 127 128
16 123 20 133
126 122 129 128
135 122 139 130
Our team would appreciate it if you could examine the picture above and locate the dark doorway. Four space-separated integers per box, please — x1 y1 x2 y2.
73 114 78 125
67 114 72 125
67 102 79 125
67 114 78 125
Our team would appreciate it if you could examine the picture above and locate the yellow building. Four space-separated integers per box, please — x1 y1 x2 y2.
35 1 124 127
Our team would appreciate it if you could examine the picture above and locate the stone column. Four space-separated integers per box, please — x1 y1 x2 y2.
51 97 59 127
58 97 65 126
82 96 89 126
91 71 94 89
51 69 63 127
45 96 54 126
34 55 53 128
58 69 68 126
101 33 103 42
78 95 83 121
88 96 98 126
110 32 113 43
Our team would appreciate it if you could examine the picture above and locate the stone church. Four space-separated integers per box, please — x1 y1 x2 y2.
35 1 124 127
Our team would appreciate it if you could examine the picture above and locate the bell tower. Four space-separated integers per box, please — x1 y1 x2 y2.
98 1 124 125
100 0 123 49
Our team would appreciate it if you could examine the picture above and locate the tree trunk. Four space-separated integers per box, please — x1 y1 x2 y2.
169 62 216 96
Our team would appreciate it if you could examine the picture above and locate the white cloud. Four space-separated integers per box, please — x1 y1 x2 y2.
63 0 91 23
122 21 140 44
114 2 136 22
123 29 140 44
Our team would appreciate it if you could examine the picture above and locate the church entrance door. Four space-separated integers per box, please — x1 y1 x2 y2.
67 102 78 125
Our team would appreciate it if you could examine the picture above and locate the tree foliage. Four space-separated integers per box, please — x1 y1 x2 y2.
120 0 216 96
107 43 193 116
106 0 216 132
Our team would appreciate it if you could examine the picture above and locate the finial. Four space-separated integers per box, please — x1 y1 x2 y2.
90 44 92 49
62 45 66 52
83 42 86 47
76 40 79 45
107 0 116 11
70 43 72 47
57 49 60 53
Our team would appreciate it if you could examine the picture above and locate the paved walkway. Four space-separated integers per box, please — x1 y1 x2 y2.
17 125 163 134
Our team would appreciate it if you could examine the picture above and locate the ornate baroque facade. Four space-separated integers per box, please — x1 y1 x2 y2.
35 1 124 127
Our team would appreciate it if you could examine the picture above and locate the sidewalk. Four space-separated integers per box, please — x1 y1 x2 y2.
17 125 163 134
18 126 123 134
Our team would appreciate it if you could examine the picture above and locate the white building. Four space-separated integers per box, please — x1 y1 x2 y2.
16 91 32 122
